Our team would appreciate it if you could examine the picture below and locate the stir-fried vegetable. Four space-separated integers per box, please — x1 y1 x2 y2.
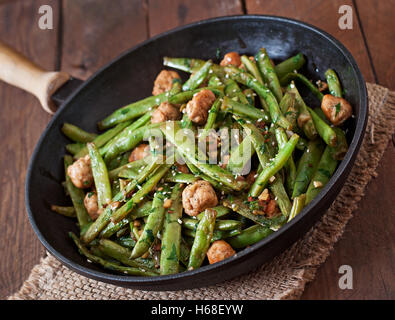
54 48 351 276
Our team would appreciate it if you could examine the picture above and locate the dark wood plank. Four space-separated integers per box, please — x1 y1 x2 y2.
302 142 395 299
246 0 395 300
355 0 395 90
61 0 148 80
245 0 375 83
0 0 59 298
148 0 243 37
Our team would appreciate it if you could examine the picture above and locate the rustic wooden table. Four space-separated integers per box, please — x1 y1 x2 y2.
0 0 393 299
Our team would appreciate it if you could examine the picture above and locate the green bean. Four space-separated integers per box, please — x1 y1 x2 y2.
279 91 295 114
240 55 265 85
223 196 287 228
161 121 247 191
256 48 283 103
163 57 226 79
196 205 230 220
66 143 85 155
226 135 255 175
307 107 337 147
180 238 191 267
164 172 199 184
187 208 217 270
89 245 121 264
275 128 296 193
240 55 270 111
237 121 291 216
98 94 166 130
50 205 76 218
183 228 241 243
274 52 306 80
163 57 205 73
292 140 325 198
97 239 158 273
227 225 273 249
69 233 157 276
75 121 132 159
182 218 242 231
224 66 292 130
182 60 212 91
64 156 91 232
82 157 163 243
325 69 342 97
199 98 221 141
305 146 338 204
131 189 167 258
287 194 306 222
99 114 151 158
243 89 256 105
270 178 293 218
280 73 324 101
185 163 232 193
208 75 223 87
214 220 243 231
100 200 153 238
110 163 172 224
282 93 301 135
287 82 317 140
116 236 136 249
108 158 147 180
329 127 348 160
61 123 97 143
87 143 112 207
249 134 299 197
224 78 242 97
296 136 308 151
221 96 270 122
160 183 183 275
313 108 348 160
103 122 160 162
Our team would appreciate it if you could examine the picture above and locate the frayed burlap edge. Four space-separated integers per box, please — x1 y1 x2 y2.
9 83 395 300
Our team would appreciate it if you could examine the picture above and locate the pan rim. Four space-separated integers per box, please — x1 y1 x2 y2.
25 14 368 288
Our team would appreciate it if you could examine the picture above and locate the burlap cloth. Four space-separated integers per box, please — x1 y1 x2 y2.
9 83 395 300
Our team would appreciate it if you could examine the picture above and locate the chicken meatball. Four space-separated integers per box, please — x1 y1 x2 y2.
176 163 189 174
321 94 352 126
151 102 181 123
152 70 181 96
186 89 216 125
220 52 242 67
207 240 236 264
182 180 218 216
84 191 100 220
67 155 93 189
128 144 150 162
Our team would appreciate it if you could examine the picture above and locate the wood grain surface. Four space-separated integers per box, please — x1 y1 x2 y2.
0 0 393 299
0 0 57 297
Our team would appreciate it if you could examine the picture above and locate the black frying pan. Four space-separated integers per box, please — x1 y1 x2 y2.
2 15 368 290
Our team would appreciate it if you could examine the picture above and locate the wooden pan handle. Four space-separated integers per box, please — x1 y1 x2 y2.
0 41 70 114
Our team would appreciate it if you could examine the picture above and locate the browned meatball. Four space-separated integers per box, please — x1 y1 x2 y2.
176 163 189 174
67 155 93 189
186 89 216 125
128 144 150 162
207 240 236 264
321 94 352 126
182 180 218 216
151 102 181 123
84 191 100 220
220 52 242 67
152 70 181 96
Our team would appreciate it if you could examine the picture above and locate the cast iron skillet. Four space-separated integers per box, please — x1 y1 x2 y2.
25 15 367 290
